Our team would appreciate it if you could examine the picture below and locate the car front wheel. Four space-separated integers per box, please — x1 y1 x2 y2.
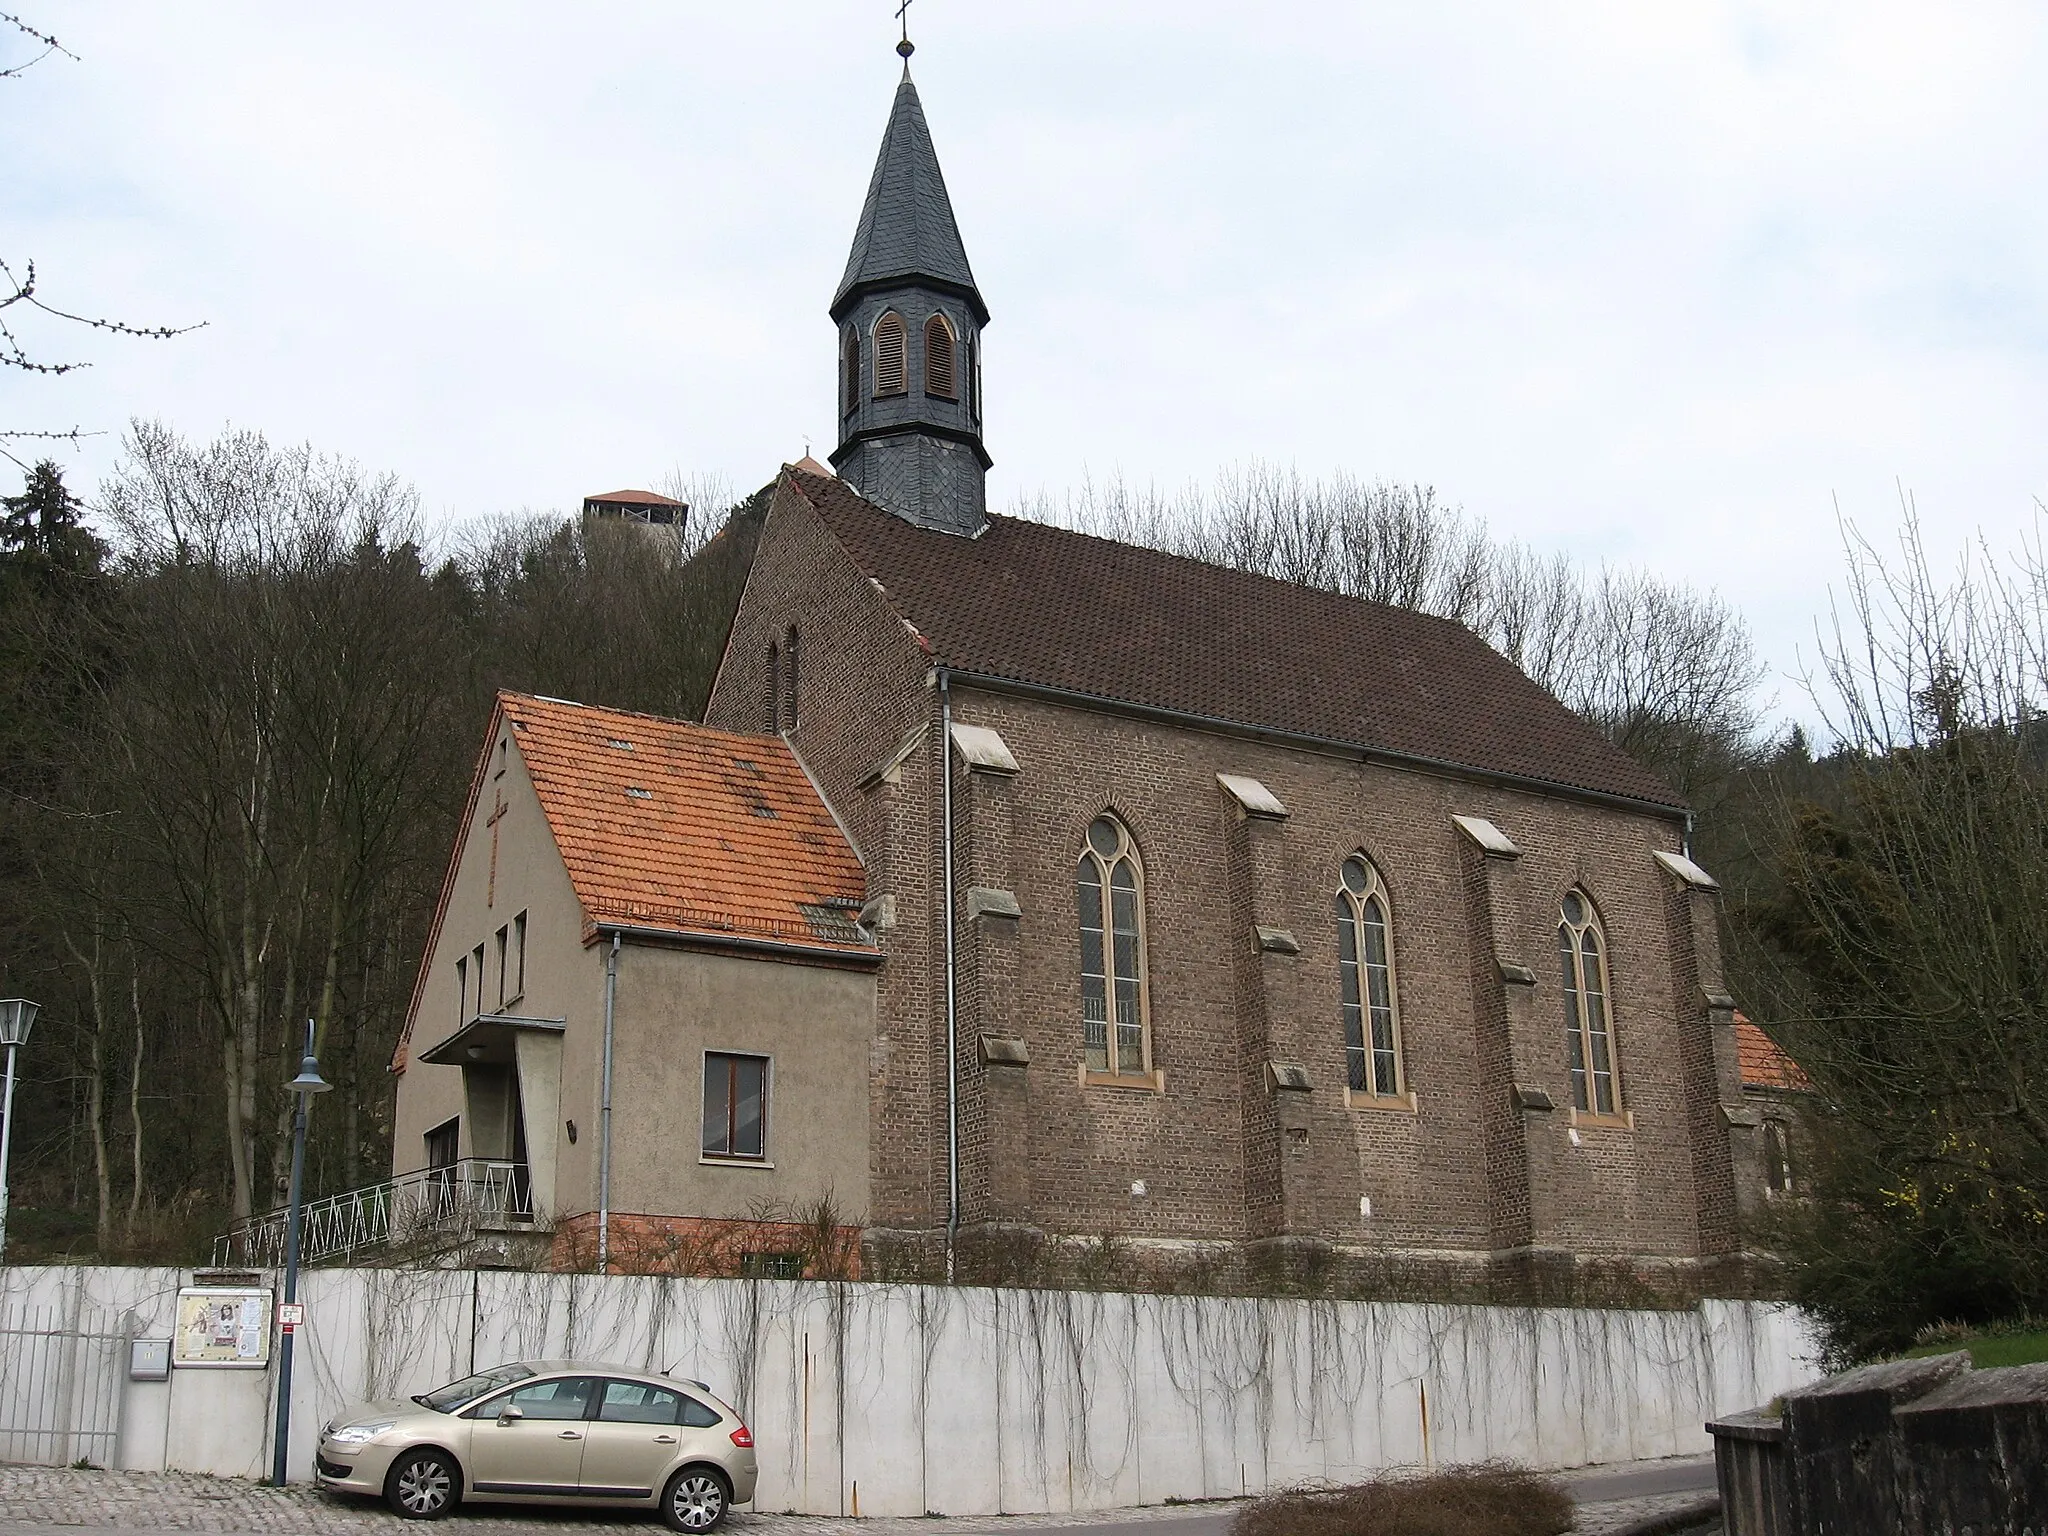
384 1448 460 1520
661 1466 731 1532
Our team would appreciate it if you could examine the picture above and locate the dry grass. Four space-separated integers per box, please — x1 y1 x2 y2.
1232 1463 1574 1536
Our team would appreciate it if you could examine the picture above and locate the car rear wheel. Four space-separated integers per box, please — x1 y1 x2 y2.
661 1466 731 1532
384 1448 460 1520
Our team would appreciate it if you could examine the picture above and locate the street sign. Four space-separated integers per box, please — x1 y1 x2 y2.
277 1302 306 1332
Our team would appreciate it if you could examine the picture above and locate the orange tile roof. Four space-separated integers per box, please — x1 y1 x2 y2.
584 488 686 507
1735 1012 1809 1091
501 693 870 956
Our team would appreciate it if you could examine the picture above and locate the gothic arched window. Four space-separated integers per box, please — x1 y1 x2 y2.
923 313 957 399
1764 1120 1794 1195
873 312 907 397
840 326 860 417
1559 889 1622 1115
1337 855 1404 1098
1077 814 1148 1076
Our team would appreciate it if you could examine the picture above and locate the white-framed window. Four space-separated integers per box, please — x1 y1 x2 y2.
1077 814 1149 1076
1337 854 1404 1098
1559 889 1622 1115
702 1052 769 1161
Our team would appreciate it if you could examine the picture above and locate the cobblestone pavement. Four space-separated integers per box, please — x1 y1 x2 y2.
0 1465 1714 1536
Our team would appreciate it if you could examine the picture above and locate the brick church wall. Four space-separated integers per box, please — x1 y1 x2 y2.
707 475 1753 1288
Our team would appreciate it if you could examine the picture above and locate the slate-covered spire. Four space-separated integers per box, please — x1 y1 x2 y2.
832 73 987 327
829 68 990 537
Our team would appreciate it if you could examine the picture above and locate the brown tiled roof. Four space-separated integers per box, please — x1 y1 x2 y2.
503 693 870 956
1735 1013 1810 1091
782 468 1684 810
585 488 686 507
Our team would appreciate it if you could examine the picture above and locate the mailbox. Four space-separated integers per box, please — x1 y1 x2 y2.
130 1337 171 1381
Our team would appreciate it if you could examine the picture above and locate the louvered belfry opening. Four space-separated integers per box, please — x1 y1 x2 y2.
923 313 957 399
873 312 908 397
840 326 860 416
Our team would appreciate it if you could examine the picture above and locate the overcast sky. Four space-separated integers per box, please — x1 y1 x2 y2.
9 3 2047 728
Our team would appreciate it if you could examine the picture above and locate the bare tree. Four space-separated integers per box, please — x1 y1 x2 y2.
2 14 199 468
1018 463 1765 798
1742 501 2048 1356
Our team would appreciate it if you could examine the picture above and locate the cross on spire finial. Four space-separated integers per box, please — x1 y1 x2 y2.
895 0 914 61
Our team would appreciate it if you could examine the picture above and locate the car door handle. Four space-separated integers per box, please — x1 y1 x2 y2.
557 1430 583 1440
654 1434 677 1444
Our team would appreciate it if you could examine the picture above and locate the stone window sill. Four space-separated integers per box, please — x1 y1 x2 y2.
1344 1087 1418 1114
1079 1066 1166 1094
1567 1107 1635 1132
699 1155 777 1170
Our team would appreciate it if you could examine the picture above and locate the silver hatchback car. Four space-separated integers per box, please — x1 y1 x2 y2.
314 1360 758 1531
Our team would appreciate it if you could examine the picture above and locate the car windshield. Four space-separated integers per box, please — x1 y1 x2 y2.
415 1363 535 1413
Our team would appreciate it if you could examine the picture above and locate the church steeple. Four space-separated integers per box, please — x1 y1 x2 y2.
828 68 990 536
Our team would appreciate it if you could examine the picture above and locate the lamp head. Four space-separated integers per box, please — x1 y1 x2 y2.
288 1052 332 1095
0 999 39 1049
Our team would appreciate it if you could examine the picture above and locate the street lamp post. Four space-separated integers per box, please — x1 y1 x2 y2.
270 1018 330 1486
0 998 41 1265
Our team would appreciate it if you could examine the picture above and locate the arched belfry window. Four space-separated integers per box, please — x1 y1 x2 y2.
1559 890 1622 1115
840 326 860 417
1337 855 1404 1098
873 312 907 397
923 313 957 399
1077 814 1148 1076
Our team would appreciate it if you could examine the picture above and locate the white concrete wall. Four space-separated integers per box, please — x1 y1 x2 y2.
0 1264 1820 1516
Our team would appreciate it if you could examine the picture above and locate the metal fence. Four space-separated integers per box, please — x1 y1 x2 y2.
212 1158 536 1269
0 1299 134 1467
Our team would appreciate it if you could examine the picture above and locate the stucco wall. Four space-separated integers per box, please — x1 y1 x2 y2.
390 717 600 1215
605 942 875 1223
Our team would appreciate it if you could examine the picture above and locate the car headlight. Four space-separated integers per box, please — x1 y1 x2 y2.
326 1422 395 1446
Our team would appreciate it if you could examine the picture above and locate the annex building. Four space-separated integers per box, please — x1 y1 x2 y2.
391 60 1799 1297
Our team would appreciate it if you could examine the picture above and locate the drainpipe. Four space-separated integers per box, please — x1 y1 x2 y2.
598 931 619 1273
939 669 960 1279
1683 810 1696 861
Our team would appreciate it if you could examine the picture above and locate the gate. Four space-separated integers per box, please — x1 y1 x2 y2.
0 1298 134 1467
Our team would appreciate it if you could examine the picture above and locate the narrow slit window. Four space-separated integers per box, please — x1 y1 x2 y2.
1076 815 1148 1075
702 1052 769 1160
1336 856 1404 1097
841 325 860 416
765 640 780 734
873 312 907 397
455 955 468 1024
1560 890 1622 1115
782 626 800 732
495 925 509 1008
471 944 485 1020
924 313 956 398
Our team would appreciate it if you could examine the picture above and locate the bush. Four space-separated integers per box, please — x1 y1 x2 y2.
1231 1463 1573 1536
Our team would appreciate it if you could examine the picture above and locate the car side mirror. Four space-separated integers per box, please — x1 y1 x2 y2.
496 1405 524 1426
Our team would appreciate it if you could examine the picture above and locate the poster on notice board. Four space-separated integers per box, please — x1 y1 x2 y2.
174 1286 272 1368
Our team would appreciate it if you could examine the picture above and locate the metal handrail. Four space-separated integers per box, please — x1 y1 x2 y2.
211 1158 539 1268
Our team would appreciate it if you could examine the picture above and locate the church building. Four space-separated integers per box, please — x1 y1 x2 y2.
393 56 1791 1297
